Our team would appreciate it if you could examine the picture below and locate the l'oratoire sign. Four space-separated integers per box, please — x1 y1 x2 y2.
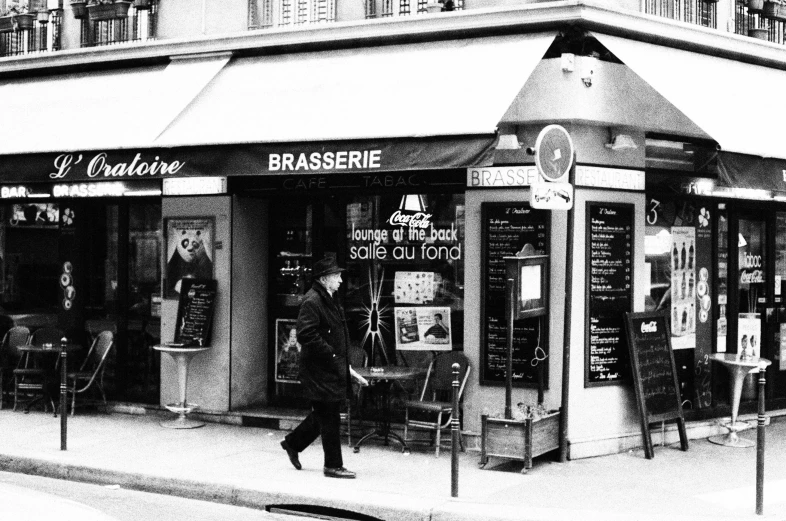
0 137 495 184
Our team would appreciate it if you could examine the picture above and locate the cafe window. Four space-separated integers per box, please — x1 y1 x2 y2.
644 196 714 409
343 193 464 365
269 191 464 400
0 203 61 314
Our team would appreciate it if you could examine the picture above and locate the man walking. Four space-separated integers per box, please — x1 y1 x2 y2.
280 256 368 478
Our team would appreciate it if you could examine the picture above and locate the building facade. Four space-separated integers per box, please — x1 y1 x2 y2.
2 0 786 459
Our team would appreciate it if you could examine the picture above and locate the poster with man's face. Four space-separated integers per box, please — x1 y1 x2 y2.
393 306 452 351
275 319 301 384
164 217 214 298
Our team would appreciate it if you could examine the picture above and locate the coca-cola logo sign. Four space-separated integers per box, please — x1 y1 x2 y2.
740 270 764 284
640 320 658 333
387 210 432 229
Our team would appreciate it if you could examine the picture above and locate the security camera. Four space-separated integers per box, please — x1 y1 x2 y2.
525 147 536 156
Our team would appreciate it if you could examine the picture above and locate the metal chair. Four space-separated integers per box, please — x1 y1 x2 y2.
402 351 470 457
341 345 367 447
8 326 46 412
67 331 114 416
0 323 24 409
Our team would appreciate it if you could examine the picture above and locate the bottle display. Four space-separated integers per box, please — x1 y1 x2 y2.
688 241 694 270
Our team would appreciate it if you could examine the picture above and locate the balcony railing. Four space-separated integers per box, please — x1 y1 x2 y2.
0 9 62 57
644 0 717 28
734 1 786 44
78 1 157 48
248 0 462 29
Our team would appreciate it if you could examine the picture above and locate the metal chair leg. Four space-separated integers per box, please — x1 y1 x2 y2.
435 411 443 457
404 407 409 446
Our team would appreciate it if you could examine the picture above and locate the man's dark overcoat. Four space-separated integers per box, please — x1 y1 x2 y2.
296 281 350 402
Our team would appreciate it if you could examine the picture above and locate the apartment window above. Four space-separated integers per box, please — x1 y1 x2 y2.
72 0 157 48
0 0 62 57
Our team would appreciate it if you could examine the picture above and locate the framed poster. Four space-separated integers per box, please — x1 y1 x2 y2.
394 306 452 351
275 319 301 384
164 217 215 299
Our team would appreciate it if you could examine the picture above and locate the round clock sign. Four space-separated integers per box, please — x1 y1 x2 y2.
534 125 574 183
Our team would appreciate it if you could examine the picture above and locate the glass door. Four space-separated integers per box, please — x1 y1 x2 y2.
727 210 768 404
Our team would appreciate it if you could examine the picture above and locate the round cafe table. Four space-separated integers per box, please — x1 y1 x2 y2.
708 353 771 448
153 344 210 429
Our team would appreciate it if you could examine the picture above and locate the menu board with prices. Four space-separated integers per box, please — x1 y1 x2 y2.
480 203 549 386
174 279 218 347
585 203 634 386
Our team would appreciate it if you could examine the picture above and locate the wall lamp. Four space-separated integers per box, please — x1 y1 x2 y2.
605 129 638 151
496 133 522 150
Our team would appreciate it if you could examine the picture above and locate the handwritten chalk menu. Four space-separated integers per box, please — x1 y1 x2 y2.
174 279 217 347
480 203 549 386
624 311 688 459
585 203 634 386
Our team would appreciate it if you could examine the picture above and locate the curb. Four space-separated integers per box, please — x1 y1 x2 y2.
0 453 748 521
0 454 434 521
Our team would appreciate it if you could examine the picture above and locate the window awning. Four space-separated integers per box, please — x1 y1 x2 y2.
594 33 786 160
155 33 557 148
0 54 229 155
0 33 556 177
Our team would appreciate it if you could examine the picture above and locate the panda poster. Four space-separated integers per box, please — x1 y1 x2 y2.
164 217 215 298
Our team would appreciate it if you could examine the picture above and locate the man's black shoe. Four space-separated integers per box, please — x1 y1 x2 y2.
280 440 301 470
323 466 356 479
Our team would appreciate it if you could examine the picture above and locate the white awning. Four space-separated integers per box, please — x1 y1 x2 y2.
155 33 557 147
594 33 786 159
0 54 229 155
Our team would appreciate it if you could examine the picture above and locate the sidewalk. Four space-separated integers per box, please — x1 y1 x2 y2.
0 408 785 521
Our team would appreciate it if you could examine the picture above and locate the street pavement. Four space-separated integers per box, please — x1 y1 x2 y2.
0 408 785 521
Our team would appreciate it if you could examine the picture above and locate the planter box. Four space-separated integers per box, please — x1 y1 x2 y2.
1 13 36 32
748 27 770 40
87 1 131 21
479 411 560 473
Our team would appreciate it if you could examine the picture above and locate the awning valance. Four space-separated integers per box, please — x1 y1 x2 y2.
594 33 786 160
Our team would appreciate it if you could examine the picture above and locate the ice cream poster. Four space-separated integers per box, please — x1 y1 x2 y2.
394 306 452 351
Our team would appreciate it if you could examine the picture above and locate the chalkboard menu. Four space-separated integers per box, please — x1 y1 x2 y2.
585 203 634 386
624 311 688 459
174 279 218 347
480 203 549 386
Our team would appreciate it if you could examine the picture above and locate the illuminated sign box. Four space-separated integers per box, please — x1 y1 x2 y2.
505 254 549 319
163 177 227 196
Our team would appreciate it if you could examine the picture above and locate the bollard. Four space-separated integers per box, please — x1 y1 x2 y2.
60 347 68 450
451 362 460 498
756 361 767 515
